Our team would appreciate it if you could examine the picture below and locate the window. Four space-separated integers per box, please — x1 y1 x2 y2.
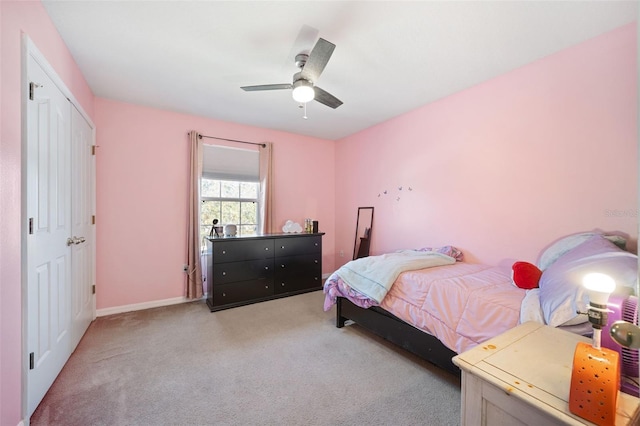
200 144 261 250
200 178 260 247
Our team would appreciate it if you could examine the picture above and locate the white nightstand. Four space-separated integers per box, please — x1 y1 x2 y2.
452 322 640 426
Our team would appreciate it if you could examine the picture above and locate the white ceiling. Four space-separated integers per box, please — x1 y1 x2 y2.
42 1 637 141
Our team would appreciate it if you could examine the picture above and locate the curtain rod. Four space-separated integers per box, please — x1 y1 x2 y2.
197 133 266 148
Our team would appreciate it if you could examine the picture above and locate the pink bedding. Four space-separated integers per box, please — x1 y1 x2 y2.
381 262 525 353
323 275 379 311
325 262 526 354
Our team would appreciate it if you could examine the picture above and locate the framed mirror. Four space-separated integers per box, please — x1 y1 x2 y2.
353 207 374 260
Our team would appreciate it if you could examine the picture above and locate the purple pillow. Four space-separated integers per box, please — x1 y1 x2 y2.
538 234 637 327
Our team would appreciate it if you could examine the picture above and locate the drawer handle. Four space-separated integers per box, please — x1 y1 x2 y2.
315 277 319 280
264 266 269 270
222 292 226 297
314 243 318 246
222 272 226 276
264 247 269 251
314 260 318 264
281 246 285 249
265 285 269 289
222 250 226 254
281 282 285 286
281 264 285 268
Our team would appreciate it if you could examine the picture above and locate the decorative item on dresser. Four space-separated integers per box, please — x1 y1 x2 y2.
206 233 324 311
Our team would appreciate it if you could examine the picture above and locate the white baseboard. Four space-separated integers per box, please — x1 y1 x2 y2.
96 296 192 317
96 277 331 317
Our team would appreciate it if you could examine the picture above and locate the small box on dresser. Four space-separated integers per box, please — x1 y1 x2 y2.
206 233 324 311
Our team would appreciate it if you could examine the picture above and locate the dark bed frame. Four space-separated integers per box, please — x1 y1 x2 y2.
336 297 460 376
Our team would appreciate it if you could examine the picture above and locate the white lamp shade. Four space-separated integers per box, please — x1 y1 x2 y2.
292 80 315 103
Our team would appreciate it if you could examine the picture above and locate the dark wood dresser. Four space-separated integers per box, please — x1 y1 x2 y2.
205 232 324 311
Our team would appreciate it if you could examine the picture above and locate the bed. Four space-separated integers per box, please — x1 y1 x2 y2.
323 234 637 375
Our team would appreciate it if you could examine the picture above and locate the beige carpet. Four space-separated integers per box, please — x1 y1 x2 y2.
31 290 461 425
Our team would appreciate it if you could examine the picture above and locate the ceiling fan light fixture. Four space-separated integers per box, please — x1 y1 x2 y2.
292 79 315 103
241 38 341 108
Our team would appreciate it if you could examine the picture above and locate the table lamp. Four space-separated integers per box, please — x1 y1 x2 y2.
569 273 620 426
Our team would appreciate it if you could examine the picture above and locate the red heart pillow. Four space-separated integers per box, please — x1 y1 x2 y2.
512 261 542 289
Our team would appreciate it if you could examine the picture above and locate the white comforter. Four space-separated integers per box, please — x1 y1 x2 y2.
333 251 456 304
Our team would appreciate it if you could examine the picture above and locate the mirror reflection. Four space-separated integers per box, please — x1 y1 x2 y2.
353 207 374 260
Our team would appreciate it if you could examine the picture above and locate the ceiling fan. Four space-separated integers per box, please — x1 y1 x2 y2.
241 38 343 109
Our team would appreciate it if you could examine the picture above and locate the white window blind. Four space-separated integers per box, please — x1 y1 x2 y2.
202 145 259 182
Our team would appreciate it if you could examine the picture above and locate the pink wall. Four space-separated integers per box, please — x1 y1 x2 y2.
94 98 336 310
0 1 95 424
335 23 638 269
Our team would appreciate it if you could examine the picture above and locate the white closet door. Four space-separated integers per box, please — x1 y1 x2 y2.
25 40 96 418
26 53 73 417
70 105 95 349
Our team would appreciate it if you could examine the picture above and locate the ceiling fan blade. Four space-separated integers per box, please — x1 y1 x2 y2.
300 38 335 83
241 84 292 92
283 24 319 72
313 87 343 109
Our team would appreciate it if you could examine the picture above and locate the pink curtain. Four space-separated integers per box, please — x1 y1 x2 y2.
259 142 273 234
186 131 203 298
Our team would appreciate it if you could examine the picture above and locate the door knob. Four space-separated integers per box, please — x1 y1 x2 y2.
67 236 86 246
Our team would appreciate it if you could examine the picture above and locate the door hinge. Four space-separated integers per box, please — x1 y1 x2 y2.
28 218 34 234
92 215 96 225
91 145 96 156
29 82 41 101
29 352 35 370
92 285 96 294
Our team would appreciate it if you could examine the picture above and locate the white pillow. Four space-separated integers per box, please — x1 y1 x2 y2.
519 289 545 324
538 234 637 327
537 232 627 271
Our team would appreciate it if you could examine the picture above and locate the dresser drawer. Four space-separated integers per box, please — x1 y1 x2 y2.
274 254 320 277
274 236 321 257
274 274 322 294
213 258 273 285
274 254 322 294
213 239 274 263
212 280 273 307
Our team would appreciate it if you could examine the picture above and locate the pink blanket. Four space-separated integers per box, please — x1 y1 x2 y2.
325 262 526 354
381 262 525 353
